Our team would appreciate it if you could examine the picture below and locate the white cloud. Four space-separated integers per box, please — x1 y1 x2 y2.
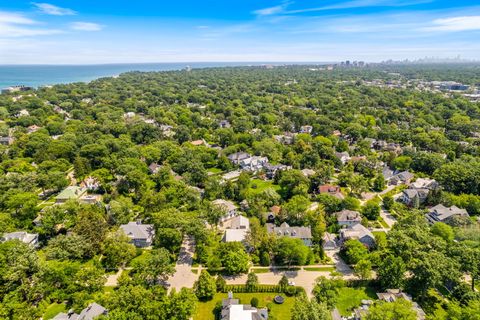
254 0 432 16
0 11 36 24
71 22 103 31
0 11 62 38
32 3 76 16
253 1 292 16
424 16 480 31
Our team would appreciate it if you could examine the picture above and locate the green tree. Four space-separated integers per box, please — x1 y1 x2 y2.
365 299 417 320
222 250 250 275
431 222 454 242
377 256 406 290
194 270 217 301
312 276 345 308
291 294 331 320
274 237 310 267
131 248 175 285
354 259 372 280
103 231 137 269
342 239 369 265
245 272 258 291
362 200 381 220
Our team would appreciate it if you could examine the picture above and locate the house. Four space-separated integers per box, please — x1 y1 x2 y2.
336 210 362 227
410 178 438 190
426 204 469 224
227 152 251 165
401 188 430 206
27 125 41 134
1 231 39 247
2 85 33 94
81 176 101 191
223 216 250 243
264 163 290 179
335 151 351 164
212 199 238 221
120 221 155 248
301 168 316 177
239 156 269 172
401 178 439 206
264 205 281 223
382 166 395 181
322 232 338 251
340 224 375 248
55 186 86 204
16 109 30 117
299 125 313 134
389 171 414 185
221 292 268 320
123 112 135 119
267 222 312 247
0 136 14 146
53 302 107 320
352 300 374 320
148 163 162 174
376 289 426 320
319 185 344 199
219 120 231 128
190 139 208 146
274 133 295 145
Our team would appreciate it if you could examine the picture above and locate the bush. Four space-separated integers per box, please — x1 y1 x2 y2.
260 251 271 266
285 286 296 296
250 297 259 307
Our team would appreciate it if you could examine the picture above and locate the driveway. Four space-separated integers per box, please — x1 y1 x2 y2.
168 236 199 292
380 209 397 228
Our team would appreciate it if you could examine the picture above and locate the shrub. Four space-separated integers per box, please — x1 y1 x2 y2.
250 297 259 307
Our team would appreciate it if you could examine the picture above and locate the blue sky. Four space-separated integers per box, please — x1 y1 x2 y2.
1 1 480 64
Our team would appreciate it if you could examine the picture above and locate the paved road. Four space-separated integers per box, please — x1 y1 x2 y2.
224 268 356 298
325 249 353 276
168 237 199 293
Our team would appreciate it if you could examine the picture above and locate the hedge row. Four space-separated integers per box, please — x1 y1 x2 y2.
221 285 282 293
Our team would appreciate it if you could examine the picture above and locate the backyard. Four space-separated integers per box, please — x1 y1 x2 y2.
194 292 294 320
336 286 377 316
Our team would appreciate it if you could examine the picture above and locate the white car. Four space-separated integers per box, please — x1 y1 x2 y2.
288 280 295 286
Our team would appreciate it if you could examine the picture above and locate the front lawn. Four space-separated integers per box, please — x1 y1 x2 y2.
195 292 294 320
248 179 281 194
304 266 335 272
336 286 377 316
43 303 66 319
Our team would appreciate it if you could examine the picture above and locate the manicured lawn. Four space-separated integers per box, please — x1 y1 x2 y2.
248 179 281 194
252 268 271 273
207 168 223 174
378 217 390 228
372 231 387 238
43 303 66 319
195 292 294 320
304 266 335 272
336 286 377 316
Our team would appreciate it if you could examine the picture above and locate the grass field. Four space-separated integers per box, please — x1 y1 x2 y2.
336 286 377 316
252 268 271 273
43 303 66 319
248 179 281 194
378 217 390 228
304 266 336 272
195 292 294 320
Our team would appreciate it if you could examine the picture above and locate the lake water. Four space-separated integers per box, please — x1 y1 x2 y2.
0 62 283 88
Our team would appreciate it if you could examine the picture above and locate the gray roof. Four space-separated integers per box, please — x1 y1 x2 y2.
2 231 38 245
120 222 155 242
340 224 375 244
392 171 414 182
336 210 362 223
227 152 251 163
266 222 312 239
428 204 469 222
53 303 107 320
